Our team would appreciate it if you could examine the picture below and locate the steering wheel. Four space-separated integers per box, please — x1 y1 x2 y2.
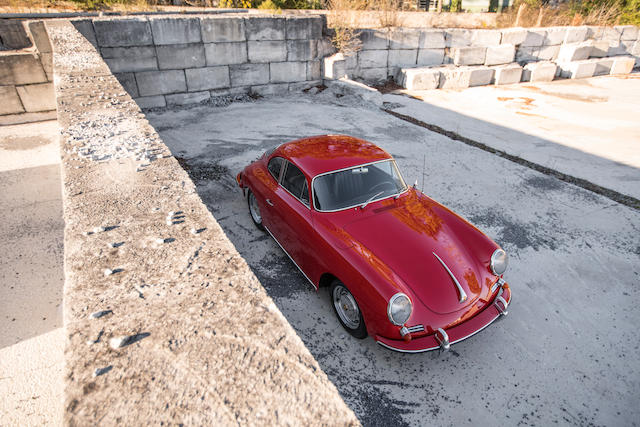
368 181 396 194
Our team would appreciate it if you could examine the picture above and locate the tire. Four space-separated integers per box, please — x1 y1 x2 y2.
247 189 264 231
330 279 367 339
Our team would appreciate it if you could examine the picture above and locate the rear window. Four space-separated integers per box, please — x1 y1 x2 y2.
268 157 283 181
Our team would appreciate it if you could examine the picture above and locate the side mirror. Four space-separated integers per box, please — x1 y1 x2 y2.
413 180 418 188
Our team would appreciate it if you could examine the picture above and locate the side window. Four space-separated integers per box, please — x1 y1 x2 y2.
281 162 309 207
268 157 283 181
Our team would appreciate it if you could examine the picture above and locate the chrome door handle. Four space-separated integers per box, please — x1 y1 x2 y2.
266 199 274 206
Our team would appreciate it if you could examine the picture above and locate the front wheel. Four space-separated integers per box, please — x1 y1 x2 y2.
247 189 264 231
330 280 367 339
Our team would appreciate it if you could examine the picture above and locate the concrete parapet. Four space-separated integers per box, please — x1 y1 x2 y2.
493 63 522 85
230 63 269 86
15 82 56 112
0 52 48 85
45 19 358 425
156 43 206 70
135 70 187 96
0 86 24 115
245 16 285 41
485 44 515 65
200 17 246 43
522 61 556 82
247 40 287 63
557 41 593 62
93 18 152 47
204 42 247 66
452 46 486 66
417 48 444 66
149 17 202 45
26 21 52 53
419 30 445 49
610 55 635 74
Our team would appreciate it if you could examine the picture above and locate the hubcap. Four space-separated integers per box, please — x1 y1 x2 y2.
249 192 261 224
333 285 360 330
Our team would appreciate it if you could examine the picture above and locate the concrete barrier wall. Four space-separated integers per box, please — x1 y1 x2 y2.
327 25 639 83
45 19 358 425
0 21 56 125
73 14 327 108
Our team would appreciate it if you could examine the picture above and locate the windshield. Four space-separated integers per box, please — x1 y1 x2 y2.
313 160 407 211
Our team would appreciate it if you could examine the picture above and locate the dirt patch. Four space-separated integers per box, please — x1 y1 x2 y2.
175 157 229 183
0 136 50 150
372 79 404 94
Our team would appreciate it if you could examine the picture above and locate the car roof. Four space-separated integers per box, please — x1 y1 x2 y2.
273 135 392 178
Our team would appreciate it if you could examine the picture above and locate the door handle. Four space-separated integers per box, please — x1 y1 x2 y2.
266 199 274 207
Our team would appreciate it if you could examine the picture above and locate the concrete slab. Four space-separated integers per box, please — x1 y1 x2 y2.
383 74 640 200
145 93 640 427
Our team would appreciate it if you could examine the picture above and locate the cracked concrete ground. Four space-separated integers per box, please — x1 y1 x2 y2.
146 88 640 426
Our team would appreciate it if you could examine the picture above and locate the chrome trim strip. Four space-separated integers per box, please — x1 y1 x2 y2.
432 252 468 304
264 225 318 290
407 325 425 333
310 159 409 213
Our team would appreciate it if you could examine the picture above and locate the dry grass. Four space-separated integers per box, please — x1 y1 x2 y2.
497 0 624 28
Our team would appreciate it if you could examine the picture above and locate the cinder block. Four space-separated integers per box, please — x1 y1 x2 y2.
359 29 389 50
114 73 139 97
590 40 610 57
468 66 494 87
557 60 597 79
608 41 633 56
251 83 289 96
452 47 486 66
0 86 24 115
105 56 157 73
270 61 306 83
388 49 417 68
307 60 321 80
564 26 588 44
592 58 613 76
439 66 472 89
157 44 205 70
0 53 47 85
501 28 527 46
93 18 152 47
557 41 593 62
471 30 501 46
521 29 546 47
286 17 322 40
419 30 445 49
185 66 230 91
135 70 187 96
200 17 245 43
248 40 286 63
398 67 440 90
287 40 317 61
485 44 515 65
535 45 560 61
543 27 567 46
493 63 522 85
610 55 635 74
389 28 420 49
149 17 201 45
445 29 472 47
134 95 166 109
616 25 638 41
166 91 210 106
205 42 247 66
26 21 52 53
245 17 285 41
417 48 444 66
230 63 269 86
16 82 55 112
358 67 387 82
522 61 556 82
324 53 346 79
358 49 388 68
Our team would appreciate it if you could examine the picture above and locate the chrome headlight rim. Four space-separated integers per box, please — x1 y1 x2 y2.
387 293 412 326
490 248 508 276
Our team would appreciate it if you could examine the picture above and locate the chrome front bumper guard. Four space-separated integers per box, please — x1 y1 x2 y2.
494 279 509 316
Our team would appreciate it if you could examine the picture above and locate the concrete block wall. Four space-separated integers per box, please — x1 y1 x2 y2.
77 15 325 108
336 25 639 83
0 21 56 124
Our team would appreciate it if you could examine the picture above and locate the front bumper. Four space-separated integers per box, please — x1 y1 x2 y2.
375 283 511 353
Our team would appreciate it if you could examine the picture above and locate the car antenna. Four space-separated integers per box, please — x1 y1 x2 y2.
421 153 426 192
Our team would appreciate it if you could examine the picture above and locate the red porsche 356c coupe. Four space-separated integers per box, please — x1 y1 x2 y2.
236 135 511 353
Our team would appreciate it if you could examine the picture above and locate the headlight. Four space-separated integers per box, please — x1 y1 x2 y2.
490 248 508 275
388 293 412 326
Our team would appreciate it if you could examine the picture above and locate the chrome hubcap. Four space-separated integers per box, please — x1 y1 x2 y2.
333 285 360 329
249 192 261 224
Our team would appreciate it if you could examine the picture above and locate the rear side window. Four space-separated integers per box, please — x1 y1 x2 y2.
281 162 309 207
268 157 283 181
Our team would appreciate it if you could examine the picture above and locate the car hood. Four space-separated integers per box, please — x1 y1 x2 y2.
342 193 493 315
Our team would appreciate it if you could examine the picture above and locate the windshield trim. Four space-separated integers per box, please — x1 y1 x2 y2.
311 159 408 213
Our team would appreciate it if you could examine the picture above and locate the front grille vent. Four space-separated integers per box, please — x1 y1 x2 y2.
407 325 425 333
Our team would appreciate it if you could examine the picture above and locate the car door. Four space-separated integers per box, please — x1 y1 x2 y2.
253 156 284 231
267 160 316 286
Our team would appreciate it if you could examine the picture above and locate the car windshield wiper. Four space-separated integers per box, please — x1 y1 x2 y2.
360 191 384 210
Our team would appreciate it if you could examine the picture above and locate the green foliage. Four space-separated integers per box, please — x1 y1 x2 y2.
450 0 461 12
620 0 640 25
256 0 279 9
254 0 325 8
570 0 640 26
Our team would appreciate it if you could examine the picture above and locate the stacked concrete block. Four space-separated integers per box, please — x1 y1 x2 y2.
592 58 614 76
286 17 323 40
468 66 495 87
564 26 589 44
617 25 638 41
608 41 633 56
248 40 287 63
149 17 202 45
101 46 157 73
445 29 472 47
521 29 547 48
417 49 444 66
590 40 610 58
557 60 597 79
471 30 501 46
201 16 245 43
166 91 210 106
205 42 247 66
452 47 486 66
185 66 230 91
610 56 635 74
324 53 347 80
136 70 187 96
493 63 523 85
0 50 54 118
0 52 47 85
157 44 206 69
114 73 139 97
501 28 527 46
357 49 388 78
557 41 593 62
485 44 515 66
93 18 153 47
396 67 440 90
543 27 567 46
439 65 472 89
271 61 307 83
246 16 286 41
359 29 389 50
230 63 269 87
522 61 557 82
287 40 317 61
